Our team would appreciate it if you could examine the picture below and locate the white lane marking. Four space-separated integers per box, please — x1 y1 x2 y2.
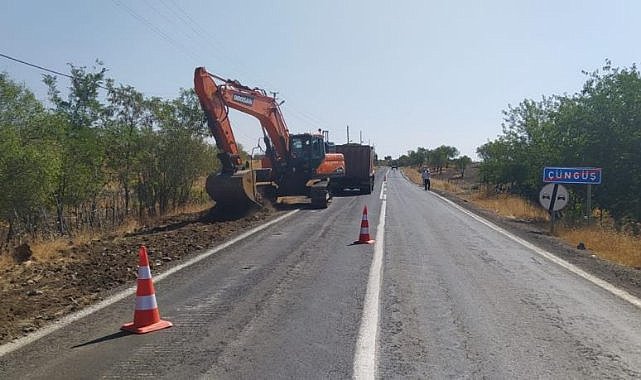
0 210 299 357
433 192 641 309
353 198 387 379
379 181 387 200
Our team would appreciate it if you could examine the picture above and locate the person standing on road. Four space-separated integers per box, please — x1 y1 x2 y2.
421 167 431 191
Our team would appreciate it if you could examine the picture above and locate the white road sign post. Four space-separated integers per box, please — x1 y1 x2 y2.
539 183 569 234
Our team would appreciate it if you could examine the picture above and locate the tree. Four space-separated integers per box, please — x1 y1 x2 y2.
0 73 58 240
477 61 641 226
454 155 472 177
432 145 459 173
574 62 641 224
104 82 147 216
135 94 217 216
44 63 107 234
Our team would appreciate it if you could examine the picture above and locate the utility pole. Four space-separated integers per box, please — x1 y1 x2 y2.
346 125 350 144
360 131 363 144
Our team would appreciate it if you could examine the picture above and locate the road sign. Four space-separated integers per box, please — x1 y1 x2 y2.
539 183 568 211
543 167 602 184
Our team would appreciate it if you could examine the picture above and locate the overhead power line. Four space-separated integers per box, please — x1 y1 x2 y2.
112 1 334 132
0 52 185 98
0 51 115 92
0 52 73 79
110 0 201 63
2 6 337 133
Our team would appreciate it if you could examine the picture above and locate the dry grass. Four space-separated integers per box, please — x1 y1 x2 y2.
558 227 641 268
0 234 87 270
0 201 212 269
31 237 85 262
113 217 143 236
0 253 13 268
402 167 468 194
31 229 105 265
402 167 546 221
469 194 549 222
432 179 466 194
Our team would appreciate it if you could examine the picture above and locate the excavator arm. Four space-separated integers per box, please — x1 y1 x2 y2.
194 68 244 174
194 67 291 169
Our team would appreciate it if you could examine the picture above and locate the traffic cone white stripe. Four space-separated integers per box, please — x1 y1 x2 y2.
135 295 158 310
360 227 369 234
138 266 152 280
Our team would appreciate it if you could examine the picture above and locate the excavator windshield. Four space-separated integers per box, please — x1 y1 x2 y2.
290 134 325 161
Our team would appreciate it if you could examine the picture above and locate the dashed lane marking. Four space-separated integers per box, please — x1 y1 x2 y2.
379 180 387 200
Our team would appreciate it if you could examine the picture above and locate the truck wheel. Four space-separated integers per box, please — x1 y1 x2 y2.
361 179 372 195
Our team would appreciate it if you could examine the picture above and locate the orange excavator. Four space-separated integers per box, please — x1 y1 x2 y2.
194 67 345 209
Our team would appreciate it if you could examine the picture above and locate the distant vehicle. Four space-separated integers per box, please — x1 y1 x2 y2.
391 165 398 170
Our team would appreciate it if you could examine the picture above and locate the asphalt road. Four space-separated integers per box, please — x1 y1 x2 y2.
2 168 641 379
0 177 381 379
379 169 641 378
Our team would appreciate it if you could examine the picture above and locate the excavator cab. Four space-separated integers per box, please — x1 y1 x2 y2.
289 134 326 173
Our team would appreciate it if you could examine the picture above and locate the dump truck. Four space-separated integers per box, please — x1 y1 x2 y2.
331 143 376 194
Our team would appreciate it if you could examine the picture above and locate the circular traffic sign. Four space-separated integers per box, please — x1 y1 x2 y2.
539 183 568 211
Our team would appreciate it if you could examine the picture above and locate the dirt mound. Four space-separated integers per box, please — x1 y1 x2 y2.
0 207 278 345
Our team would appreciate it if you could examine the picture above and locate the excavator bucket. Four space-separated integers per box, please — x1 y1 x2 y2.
206 170 259 209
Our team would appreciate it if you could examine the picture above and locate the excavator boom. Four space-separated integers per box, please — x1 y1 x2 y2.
194 68 258 208
194 68 243 173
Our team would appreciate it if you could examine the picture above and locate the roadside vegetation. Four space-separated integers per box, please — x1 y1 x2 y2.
477 61 641 232
475 61 641 267
0 64 248 263
392 61 641 231
397 61 641 268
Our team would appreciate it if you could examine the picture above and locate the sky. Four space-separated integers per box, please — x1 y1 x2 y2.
2 0 641 160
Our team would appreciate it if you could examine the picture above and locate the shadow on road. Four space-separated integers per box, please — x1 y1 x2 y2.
71 330 131 349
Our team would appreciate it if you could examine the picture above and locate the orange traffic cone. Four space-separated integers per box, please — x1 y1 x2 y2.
121 246 173 334
354 206 375 244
